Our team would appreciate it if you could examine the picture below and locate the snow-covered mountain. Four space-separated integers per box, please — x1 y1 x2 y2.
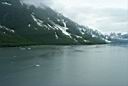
105 32 128 43
0 0 109 46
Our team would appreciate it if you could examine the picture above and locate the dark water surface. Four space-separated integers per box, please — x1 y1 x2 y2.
0 44 128 86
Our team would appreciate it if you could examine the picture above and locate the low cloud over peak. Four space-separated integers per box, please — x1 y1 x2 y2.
22 0 128 33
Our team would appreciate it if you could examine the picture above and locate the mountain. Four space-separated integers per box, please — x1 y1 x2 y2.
0 0 108 46
105 32 128 43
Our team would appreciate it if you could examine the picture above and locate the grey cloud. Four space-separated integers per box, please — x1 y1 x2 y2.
95 8 128 23
21 0 128 33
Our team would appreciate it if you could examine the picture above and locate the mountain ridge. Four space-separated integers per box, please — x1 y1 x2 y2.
0 0 109 46
105 32 128 43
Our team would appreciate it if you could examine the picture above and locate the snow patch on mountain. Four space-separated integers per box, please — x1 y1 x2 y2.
0 25 15 33
1 2 12 6
28 24 31 27
62 19 67 28
31 14 44 27
55 32 59 39
75 35 83 39
78 27 86 35
47 24 53 30
54 24 71 38
83 40 88 43
102 38 111 43
20 0 24 5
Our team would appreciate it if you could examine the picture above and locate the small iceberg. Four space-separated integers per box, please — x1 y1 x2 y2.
35 64 40 67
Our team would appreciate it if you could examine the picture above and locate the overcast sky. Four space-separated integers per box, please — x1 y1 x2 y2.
23 0 128 33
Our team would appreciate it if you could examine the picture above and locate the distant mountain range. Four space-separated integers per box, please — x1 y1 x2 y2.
105 32 128 43
0 0 126 47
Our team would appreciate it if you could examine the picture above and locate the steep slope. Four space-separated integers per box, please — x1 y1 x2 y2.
0 0 108 46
